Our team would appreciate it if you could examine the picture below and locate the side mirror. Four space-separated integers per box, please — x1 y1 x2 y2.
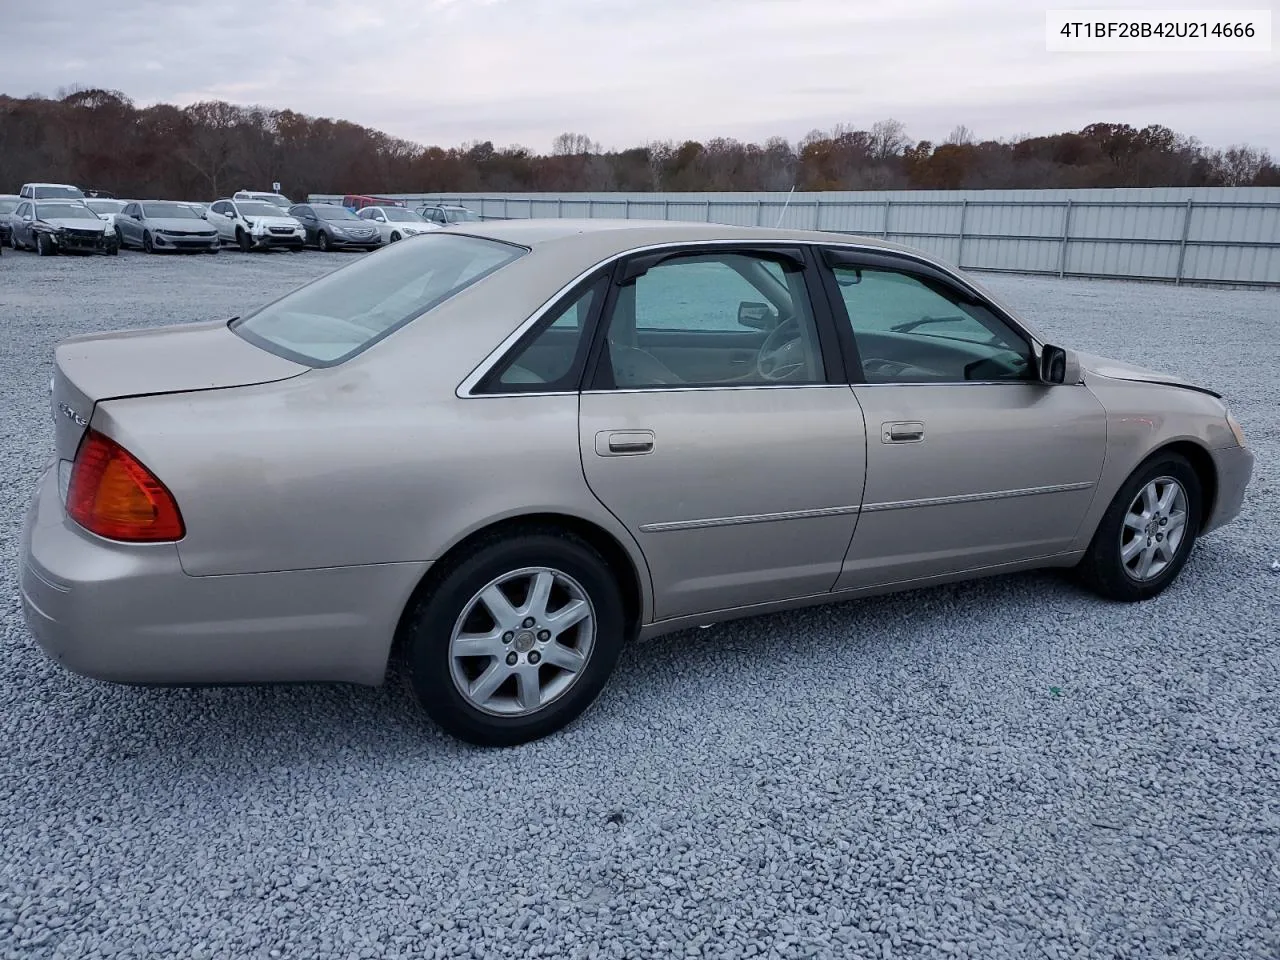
737 301 778 330
1039 344 1081 385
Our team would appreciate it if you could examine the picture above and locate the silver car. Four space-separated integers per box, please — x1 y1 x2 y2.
19 221 1254 746
116 200 221 253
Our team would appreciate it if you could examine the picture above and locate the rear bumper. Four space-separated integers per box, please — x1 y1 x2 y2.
1204 444 1254 534
19 465 429 686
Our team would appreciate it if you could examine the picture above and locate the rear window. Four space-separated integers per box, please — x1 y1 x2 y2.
230 233 527 366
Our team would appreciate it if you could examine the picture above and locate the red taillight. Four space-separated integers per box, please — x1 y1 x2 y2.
66 430 185 542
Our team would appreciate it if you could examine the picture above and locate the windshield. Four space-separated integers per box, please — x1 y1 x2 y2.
247 194 290 206
315 205 360 221
235 201 288 218
445 208 480 222
384 208 425 222
231 234 527 365
34 185 86 199
86 200 126 214
36 202 97 221
143 202 201 219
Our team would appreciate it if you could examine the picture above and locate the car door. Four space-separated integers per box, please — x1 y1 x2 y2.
816 248 1108 590
119 203 140 245
15 202 34 247
576 246 868 622
292 205 317 243
206 202 229 240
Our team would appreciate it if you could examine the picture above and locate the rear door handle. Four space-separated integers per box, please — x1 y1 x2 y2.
882 421 925 443
596 430 655 456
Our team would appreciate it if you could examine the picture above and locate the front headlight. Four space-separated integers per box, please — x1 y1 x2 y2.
1226 411 1247 448
103 223 115 235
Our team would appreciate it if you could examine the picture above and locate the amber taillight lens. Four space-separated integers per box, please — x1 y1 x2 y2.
66 430 185 541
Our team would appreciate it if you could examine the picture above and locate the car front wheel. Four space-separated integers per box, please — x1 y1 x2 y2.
1076 452 1202 602
405 529 627 746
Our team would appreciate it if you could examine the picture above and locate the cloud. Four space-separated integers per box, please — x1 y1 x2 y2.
1 0 1276 153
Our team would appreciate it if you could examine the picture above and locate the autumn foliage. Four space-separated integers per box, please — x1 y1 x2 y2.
2 89 1277 201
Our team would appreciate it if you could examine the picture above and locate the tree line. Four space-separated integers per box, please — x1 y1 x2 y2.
2 87 1277 202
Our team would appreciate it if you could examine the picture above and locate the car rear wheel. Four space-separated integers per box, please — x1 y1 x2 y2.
236 229 252 253
1075 452 1202 602
405 529 626 746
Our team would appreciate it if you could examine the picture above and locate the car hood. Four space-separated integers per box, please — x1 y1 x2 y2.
325 220 376 230
147 217 218 232
1078 351 1220 398
43 217 106 231
248 216 301 228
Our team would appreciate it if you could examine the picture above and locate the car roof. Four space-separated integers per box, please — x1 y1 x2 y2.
24 182 80 188
447 217 923 258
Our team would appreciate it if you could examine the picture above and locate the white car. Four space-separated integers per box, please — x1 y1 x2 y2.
356 205 443 243
233 190 293 210
85 198 128 223
205 198 306 251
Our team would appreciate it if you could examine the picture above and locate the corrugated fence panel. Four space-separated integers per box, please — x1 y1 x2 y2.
309 189 1280 286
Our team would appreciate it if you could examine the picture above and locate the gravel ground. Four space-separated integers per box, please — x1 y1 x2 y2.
1 248 1278 960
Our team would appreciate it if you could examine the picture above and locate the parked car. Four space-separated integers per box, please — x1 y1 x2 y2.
19 182 86 201
416 203 482 225
288 202 382 251
85 198 128 223
117 200 221 253
357 205 442 243
11 198 118 255
342 194 408 211
84 188 118 199
0 194 21 246
233 190 293 210
19 221 1253 746
205 198 305 251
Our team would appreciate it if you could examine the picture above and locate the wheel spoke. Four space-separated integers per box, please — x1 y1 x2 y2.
1136 545 1156 579
1165 511 1187 536
1157 482 1180 514
545 598 590 635
1141 483 1158 515
479 585 521 631
524 571 555 621
451 629 505 659
469 661 509 703
541 642 587 673
515 666 542 711
1123 513 1147 532
1121 536 1146 562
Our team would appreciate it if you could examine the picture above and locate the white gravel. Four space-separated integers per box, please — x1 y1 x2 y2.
2 249 1278 960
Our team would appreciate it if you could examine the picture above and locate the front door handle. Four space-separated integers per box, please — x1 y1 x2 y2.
596 430 655 456
882 421 925 443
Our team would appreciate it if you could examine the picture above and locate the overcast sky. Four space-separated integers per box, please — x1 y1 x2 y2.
3 0 1277 153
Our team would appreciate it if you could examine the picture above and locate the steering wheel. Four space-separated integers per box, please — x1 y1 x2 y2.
756 317 807 382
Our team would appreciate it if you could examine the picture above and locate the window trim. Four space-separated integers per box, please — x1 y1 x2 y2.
472 271 613 395
456 238 1043 398
817 247 1039 387
583 244 844 393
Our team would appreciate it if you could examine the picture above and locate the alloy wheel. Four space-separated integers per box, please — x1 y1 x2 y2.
448 566 596 717
1120 476 1188 581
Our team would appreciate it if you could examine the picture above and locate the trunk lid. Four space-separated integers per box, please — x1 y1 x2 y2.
51 319 309 460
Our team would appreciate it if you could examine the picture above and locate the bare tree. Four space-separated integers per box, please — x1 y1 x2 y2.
870 119 909 160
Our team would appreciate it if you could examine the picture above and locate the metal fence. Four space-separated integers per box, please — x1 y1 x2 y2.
311 188 1280 288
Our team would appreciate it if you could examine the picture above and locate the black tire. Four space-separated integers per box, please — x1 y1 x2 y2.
107 243 118 256
142 231 154 254
36 233 53 256
236 228 252 253
317 231 331 252
405 528 627 746
1075 451 1202 602
389 231 401 243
